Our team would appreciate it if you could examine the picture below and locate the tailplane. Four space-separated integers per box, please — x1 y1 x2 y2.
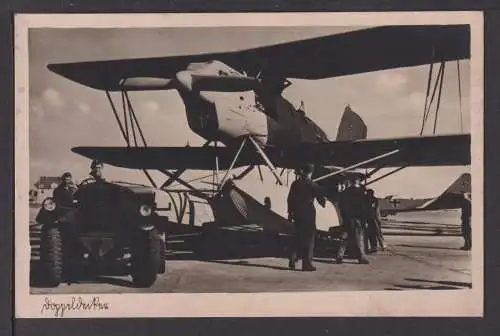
415 173 471 210
336 105 368 141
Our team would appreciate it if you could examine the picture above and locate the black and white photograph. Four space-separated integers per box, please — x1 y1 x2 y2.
15 12 483 317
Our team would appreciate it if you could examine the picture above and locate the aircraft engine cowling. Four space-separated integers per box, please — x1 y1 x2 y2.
191 74 260 92
175 70 260 93
176 69 269 146
118 77 174 91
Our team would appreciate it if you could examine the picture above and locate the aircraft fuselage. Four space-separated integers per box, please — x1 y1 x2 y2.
174 60 330 148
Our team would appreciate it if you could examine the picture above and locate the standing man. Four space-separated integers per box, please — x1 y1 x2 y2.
79 159 106 186
336 177 370 264
72 159 107 230
460 192 472 250
365 189 386 253
287 163 326 271
53 172 77 208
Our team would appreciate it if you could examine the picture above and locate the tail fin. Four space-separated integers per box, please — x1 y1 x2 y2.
416 173 471 210
441 173 471 195
336 105 368 141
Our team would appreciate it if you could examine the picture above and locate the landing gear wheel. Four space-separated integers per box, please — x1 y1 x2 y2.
158 238 166 274
131 229 162 288
39 227 63 287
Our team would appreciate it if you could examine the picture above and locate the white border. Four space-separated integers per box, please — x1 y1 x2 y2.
15 12 484 318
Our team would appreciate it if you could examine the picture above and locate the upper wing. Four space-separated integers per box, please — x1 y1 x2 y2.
72 134 470 171
48 25 470 91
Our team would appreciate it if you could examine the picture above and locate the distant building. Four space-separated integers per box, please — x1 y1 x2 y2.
29 176 62 205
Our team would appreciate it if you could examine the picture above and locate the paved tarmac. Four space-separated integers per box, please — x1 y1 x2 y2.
29 221 472 294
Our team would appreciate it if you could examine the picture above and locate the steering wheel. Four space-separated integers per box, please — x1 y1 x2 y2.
79 177 96 186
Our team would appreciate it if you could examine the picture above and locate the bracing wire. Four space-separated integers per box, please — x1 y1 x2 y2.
433 60 446 135
420 61 435 135
457 60 463 133
420 60 446 135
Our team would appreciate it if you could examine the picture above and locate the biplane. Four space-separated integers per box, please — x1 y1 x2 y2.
379 172 471 217
46 25 471 233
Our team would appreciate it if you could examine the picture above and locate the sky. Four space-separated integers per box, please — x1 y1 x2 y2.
28 26 471 219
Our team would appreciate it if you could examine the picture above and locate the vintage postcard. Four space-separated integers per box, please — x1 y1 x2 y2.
15 12 483 318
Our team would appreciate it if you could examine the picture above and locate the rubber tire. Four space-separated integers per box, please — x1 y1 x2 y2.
158 238 166 274
131 230 162 288
40 227 63 287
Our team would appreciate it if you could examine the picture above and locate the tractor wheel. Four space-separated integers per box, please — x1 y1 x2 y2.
131 229 162 287
39 227 63 287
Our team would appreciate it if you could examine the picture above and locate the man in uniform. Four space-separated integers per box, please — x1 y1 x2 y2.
287 163 326 271
460 192 472 250
53 172 77 208
70 160 107 233
364 189 386 253
336 177 370 264
79 159 106 186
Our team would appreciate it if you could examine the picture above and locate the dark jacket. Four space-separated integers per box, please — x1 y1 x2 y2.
368 195 380 218
287 178 326 223
338 185 368 219
53 182 77 208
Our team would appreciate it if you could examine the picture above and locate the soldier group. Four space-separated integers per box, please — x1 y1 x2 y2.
50 160 472 271
52 160 105 208
286 163 386 271
286 163 472 271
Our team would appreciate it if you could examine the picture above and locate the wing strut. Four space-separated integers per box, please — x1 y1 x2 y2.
248 136 284 185
213 140 220 192
432 61 446 134
159 169 209 200
106 90 159 186
366 165 385 179
105 89 217 196
233 165 255 181
160 140 212 189
313 149 400 183
457 60 463 132
219 137 248 188
420 49 435 136
419 59 446 135
106 91 129 145
365 164 409 186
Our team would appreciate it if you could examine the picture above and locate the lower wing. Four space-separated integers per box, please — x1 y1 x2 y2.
71 146 262 170
275 134 470 168
72 134 470 171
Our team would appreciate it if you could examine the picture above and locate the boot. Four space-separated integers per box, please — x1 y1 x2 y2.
460 237 472 250
288 254 297 270
302 262 316 272
358 255 370 264
336 244 346 264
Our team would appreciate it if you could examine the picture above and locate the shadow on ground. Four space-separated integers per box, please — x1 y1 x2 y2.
386 277 472 290
393 244 461 251
31 227 347 288
166 228 344 262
